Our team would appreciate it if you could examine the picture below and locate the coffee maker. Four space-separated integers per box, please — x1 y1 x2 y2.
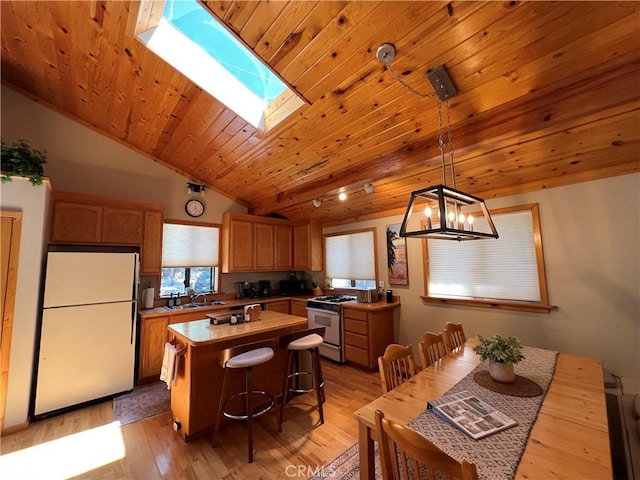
258 280 271 297
236 281 252 299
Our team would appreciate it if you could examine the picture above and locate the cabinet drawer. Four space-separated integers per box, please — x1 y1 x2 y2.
343 308 367 321
345 344 369 366
344 318 368 336
344 331 368 349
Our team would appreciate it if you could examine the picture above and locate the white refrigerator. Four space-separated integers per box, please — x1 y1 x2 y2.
33 250 139 417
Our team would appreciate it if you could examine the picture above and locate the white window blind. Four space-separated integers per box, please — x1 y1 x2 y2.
427 209 540 302
162 223 219 267
326 230 376 280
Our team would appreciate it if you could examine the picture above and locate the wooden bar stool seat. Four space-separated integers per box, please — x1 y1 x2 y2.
278 327 326 431
214 339 276 463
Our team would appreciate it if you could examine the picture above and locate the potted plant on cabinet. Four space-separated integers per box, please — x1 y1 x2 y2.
1 138 47 185
473 334 524 383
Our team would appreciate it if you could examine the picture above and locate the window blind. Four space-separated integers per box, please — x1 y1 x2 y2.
162 223 219 267
427 209 540 302
325 230 376 280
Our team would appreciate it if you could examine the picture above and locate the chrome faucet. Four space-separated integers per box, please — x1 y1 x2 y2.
192 293 207 304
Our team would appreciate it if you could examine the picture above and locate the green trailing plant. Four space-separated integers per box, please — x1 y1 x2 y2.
473 334 524 364
1 139 47 185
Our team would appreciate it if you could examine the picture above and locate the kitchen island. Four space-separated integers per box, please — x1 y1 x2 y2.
167 310 307 440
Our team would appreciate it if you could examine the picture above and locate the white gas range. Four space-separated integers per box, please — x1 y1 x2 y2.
306 295 357 363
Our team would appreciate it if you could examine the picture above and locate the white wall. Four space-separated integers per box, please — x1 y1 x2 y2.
0 178 51 429
325 174 640 382
0 86 246 223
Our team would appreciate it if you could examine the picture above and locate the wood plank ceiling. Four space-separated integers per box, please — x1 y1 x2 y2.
1 1 639 225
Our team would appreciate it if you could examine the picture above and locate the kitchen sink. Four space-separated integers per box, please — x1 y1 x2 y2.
163 301 226 311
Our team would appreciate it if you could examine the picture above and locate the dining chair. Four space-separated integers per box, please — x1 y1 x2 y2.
375 409 478 480
418 332 446 368
443 322 467 352
378 344 416 394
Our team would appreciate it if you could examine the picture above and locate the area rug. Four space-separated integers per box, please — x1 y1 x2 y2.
309 442 382 480
113 382 171 425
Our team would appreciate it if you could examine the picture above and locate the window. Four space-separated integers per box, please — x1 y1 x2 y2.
135 0 304 131
161 222 219 297
424 204 554 313
325 228 377 290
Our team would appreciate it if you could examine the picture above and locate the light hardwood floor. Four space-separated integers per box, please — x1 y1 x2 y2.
1 360 382 479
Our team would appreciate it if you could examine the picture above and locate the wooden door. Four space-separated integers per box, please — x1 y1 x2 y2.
141 210 162 274
254 222 275 270
1 211 22 431
275 224 293 270
138 315 169 381
50 202 102 243
228 219 253 271
102 207 143 244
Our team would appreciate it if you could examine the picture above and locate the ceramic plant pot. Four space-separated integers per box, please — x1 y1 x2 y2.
489 361 516 383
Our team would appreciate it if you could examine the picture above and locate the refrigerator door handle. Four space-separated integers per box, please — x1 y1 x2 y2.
130 302 137 345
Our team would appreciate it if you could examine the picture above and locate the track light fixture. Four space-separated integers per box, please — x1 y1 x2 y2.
312 198 322 208
187 181 206 197
364 183 375 194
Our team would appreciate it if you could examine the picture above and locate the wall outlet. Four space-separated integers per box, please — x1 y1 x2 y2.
378 281 384 289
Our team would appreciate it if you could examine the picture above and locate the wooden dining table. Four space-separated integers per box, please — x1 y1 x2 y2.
353 338 612 480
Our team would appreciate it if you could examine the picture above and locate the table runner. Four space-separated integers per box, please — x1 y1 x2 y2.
408 345 558 480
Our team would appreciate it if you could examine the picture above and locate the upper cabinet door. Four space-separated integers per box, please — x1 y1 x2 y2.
102 207 144 244
254 222 275 270
275 224 293 270
51 202 102 243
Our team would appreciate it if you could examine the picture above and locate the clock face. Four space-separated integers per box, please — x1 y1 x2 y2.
185 199 205 217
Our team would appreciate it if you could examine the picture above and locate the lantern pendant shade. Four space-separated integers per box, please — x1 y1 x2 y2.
399 184 499 241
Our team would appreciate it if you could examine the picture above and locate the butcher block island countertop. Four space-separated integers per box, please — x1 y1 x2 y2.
169 310 307 346
167 310 307 440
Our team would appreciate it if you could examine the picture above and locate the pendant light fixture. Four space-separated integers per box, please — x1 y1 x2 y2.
377 43 498 241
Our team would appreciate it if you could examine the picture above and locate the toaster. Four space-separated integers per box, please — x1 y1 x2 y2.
357 288 379 303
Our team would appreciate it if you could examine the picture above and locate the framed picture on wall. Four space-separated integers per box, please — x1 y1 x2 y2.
386 223 408 285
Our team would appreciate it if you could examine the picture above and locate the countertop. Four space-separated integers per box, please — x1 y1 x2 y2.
168 310 307 346
139 295 312 318
339 297 401 311
140 294 400 318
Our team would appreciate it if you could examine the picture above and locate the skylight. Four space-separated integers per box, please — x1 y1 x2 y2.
136 0 301 130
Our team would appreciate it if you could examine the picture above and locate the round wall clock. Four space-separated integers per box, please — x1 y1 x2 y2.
185 198 205 217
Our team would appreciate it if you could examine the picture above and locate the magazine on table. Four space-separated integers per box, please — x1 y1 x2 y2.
427 390 517 440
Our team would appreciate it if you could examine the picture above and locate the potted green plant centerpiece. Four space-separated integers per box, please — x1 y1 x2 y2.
473 334 524 383
1 138 47 185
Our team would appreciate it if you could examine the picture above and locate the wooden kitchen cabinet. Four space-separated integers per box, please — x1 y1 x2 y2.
50 191 164 274
139 308 224 382
290 299 308 317
222 214 253 272
102 207 143 244
275 224 293 270
50 201 103 243
342 306 394 369
265 299 290 314
141 210 163 274
254 222 275 270
138 314 169 381
293 220 323 271
222 212 294 272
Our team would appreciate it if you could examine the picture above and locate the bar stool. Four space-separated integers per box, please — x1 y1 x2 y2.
214 339 276 463
278 327 326 431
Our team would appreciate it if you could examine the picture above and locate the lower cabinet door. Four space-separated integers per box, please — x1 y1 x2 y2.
139 315 169 381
